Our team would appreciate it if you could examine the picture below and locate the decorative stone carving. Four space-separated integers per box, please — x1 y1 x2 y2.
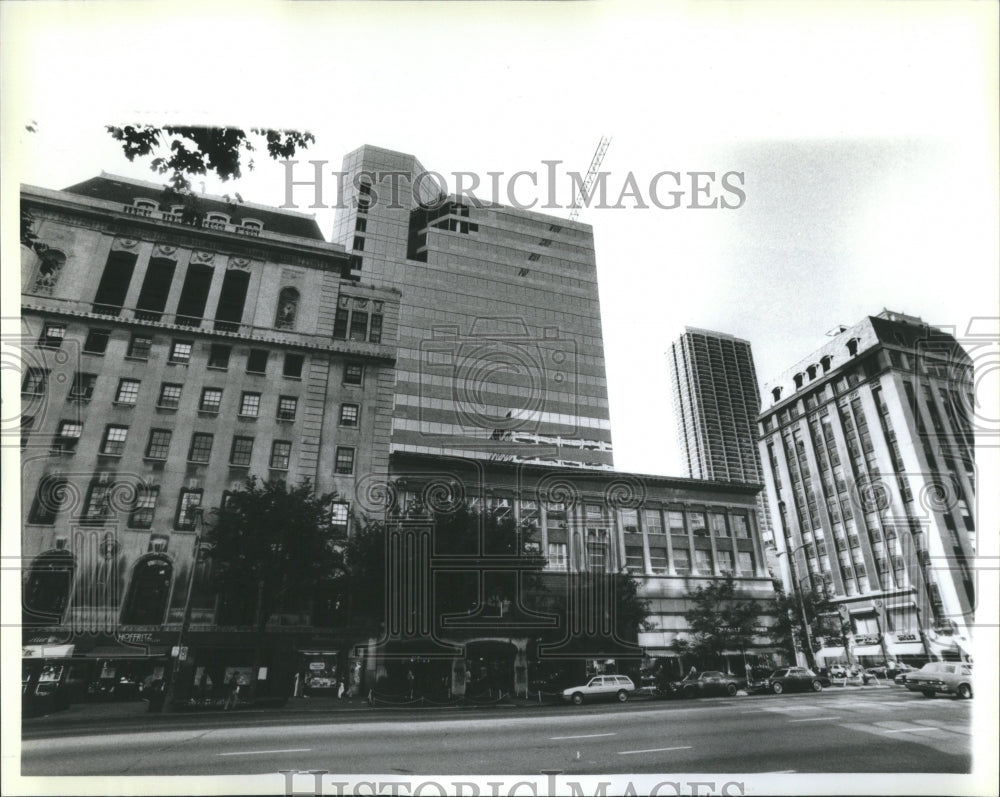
274 287 300 330
192 250 215 264
112 238 139 251
228 257 252 272
153 244 177 258
32 249 66 295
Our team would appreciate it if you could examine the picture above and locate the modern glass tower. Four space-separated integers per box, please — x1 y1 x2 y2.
668 327 773 544
331 145 614 469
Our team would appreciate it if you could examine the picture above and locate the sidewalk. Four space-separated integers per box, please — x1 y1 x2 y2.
24 680 894 729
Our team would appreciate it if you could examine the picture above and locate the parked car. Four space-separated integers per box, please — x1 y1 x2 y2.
904 661 973 699
763 667 828 694
893 664 919 686
674 671 743 698
561 675 636 705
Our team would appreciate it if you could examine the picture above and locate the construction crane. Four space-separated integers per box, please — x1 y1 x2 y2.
569 136 612 221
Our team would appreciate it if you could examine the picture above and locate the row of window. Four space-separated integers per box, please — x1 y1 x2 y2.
47 422 357 472
28 477 352 532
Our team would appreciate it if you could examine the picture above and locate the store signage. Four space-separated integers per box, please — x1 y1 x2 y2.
854 634 881 646
895 633 919 643
309 662 326 671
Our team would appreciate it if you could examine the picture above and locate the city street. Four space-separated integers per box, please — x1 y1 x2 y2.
21 688 971 777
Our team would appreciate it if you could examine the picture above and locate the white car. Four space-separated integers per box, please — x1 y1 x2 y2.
561 675 636 705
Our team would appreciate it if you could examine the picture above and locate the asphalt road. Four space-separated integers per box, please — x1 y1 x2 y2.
21 689 971 777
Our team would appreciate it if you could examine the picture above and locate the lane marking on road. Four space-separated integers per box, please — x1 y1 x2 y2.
550 733 617 740
884 727 937 734
788 716 842 723
758 770 797 774
618 746 692 755
218 748 312 756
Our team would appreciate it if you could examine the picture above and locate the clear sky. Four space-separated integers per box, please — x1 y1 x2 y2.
3 0 997 478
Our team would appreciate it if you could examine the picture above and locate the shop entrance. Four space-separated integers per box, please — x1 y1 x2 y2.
464 640 517 698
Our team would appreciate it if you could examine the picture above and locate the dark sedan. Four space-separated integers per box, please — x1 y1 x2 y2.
674 671 744 698
762 667 827 694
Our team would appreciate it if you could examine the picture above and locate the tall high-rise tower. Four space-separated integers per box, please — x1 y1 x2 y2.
758 310 975 665
332 145 614 469
668 327 773 544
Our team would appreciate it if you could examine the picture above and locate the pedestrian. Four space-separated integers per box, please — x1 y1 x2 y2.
337 680 345 699
224 674 239 711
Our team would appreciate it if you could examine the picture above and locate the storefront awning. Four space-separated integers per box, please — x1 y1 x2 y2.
887 641 926 656
23 644 74 658
852 644 883 657
814 646 848 663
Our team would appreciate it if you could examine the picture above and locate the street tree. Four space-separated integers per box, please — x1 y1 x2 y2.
209 477 339 700
770 585 849 669
105 125 314 193
678 574 763 671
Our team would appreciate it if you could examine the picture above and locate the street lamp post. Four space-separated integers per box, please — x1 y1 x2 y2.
775 544 815 669
165 509 209 711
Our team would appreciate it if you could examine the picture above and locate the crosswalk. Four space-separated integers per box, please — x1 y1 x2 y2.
748 695 971 757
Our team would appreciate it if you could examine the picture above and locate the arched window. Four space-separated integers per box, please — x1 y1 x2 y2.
821 355 833 373
120 555 173 625
274 287 299 330
806 364 818 381
771 386 782 402
24 549 76 623
793 372 805 389
846 338 859 357
241 219 263 232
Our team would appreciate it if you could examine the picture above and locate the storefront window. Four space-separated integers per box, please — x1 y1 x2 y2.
120 555 173 625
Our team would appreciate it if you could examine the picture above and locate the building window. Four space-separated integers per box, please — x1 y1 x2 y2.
674 549 691 575
67 372 97 401
22 367 49 396
120 556 173 625
846 338 859 357
688 511 708 537
334 446 355 475
343 363 364 386
92 250 137 315
127 335 153 360
208 344 231 369
175 489 203 530
115 378 141 405
586 531 608 571
339 403 359 427
732 514 750 538
157 383 183 409
619 508 639 533
330 501 349 537
709 512 729 538
188 432 214 463
129 485 159 529
269 440 291 470
738 551 754 576
38 323 67 348
145 429 172 460
247 348 268 374
100 425 128 456
53 421 83 453
23 550 75 622
355 218 367 233
83 328 111 355
21 415 35 451
82 481 111 524
333 297 384 343
230 436 255 466
239 392 261 417
649 546 668 574
694 548 714 575
29 476 68 524
283 353 304 379
275 287 299 330
199 388 223 413
666 510 685 535
642 509 664 534
625 545 644 572
169 340 193 364
719 550 736 576
353 236 365 252
277 395 298 421
547 542 568 570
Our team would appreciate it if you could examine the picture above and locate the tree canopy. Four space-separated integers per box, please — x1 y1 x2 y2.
770 585 848 667
105 125 314 194
209 477 339 628
675 574 763 668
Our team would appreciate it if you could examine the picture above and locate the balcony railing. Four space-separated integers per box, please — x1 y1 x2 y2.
122 204 261 237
